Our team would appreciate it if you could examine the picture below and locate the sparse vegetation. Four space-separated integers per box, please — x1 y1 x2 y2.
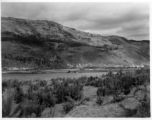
2 68 150 117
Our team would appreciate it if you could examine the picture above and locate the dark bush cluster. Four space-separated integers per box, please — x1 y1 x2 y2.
86 76 103 87
96 96 103 105
52 78 83 103
2 78 85 117
17 83 56 117
14 86 24 104
92 69 150 98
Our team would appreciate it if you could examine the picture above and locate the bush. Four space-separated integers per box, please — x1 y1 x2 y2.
2 79 22 91
119 74 134 95
17 85 56 117
97 87 106 96
54 79 83 103
36 90 56 107
25 85 56 107
14 86 24 104
39 80 47 87
29 84 39 91
63 101 74 114
10 79 21 88
2 80 10 92
2 89 21 118
120 81 150 117
134 99 150 117
85 76 103 87
19 99 45 117
112 95 125 103
34 79 47 87
96 96 103 105
133 84 150 117
96 69 150 102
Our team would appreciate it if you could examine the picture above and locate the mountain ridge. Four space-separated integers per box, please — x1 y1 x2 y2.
1 17 150 68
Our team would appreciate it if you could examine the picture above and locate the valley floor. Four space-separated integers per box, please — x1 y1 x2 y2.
2 68 150 118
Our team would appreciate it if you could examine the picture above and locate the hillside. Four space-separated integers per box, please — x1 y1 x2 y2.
1 17 150 69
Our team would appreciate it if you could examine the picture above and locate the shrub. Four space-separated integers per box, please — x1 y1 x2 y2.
96 69 150 100
2 89 21 118
96 96 103 105
36 90 56 107
25 85 56 106
77 76 88 85
43 92 56 107
18 85 56 117
29 84 39 91
134 98 150 117
63 101 74 114
120 74 134 95
97 87 106 97
121 82 150 117
10 79 21 88
25 85 36 100
39 80 47 87
112 94 125 103
85 76 103 87
135 73 149 86
2 79 22 91
19 99 45 117
34 79 47 87
54 79 83 103
2 80 10 92
133 84 150 117
14 86 24 104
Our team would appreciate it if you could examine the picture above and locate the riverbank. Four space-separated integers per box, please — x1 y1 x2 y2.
2 68 138 74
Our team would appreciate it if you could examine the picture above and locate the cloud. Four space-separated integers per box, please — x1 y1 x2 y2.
1 2 149 40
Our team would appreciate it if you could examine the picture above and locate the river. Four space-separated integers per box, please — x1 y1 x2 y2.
2 72 108 80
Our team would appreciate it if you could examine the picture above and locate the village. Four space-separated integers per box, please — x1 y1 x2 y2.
2 63 146 71
67 63 145 69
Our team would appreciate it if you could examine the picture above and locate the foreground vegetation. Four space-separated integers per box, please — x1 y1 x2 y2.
2 68 150 117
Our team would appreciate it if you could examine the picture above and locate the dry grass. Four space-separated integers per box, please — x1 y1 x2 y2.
66 104 125 117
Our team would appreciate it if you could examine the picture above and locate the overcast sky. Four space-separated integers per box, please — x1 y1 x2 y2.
1 2 149 40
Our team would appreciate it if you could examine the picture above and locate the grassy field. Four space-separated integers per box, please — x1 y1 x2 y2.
2 68 150 117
